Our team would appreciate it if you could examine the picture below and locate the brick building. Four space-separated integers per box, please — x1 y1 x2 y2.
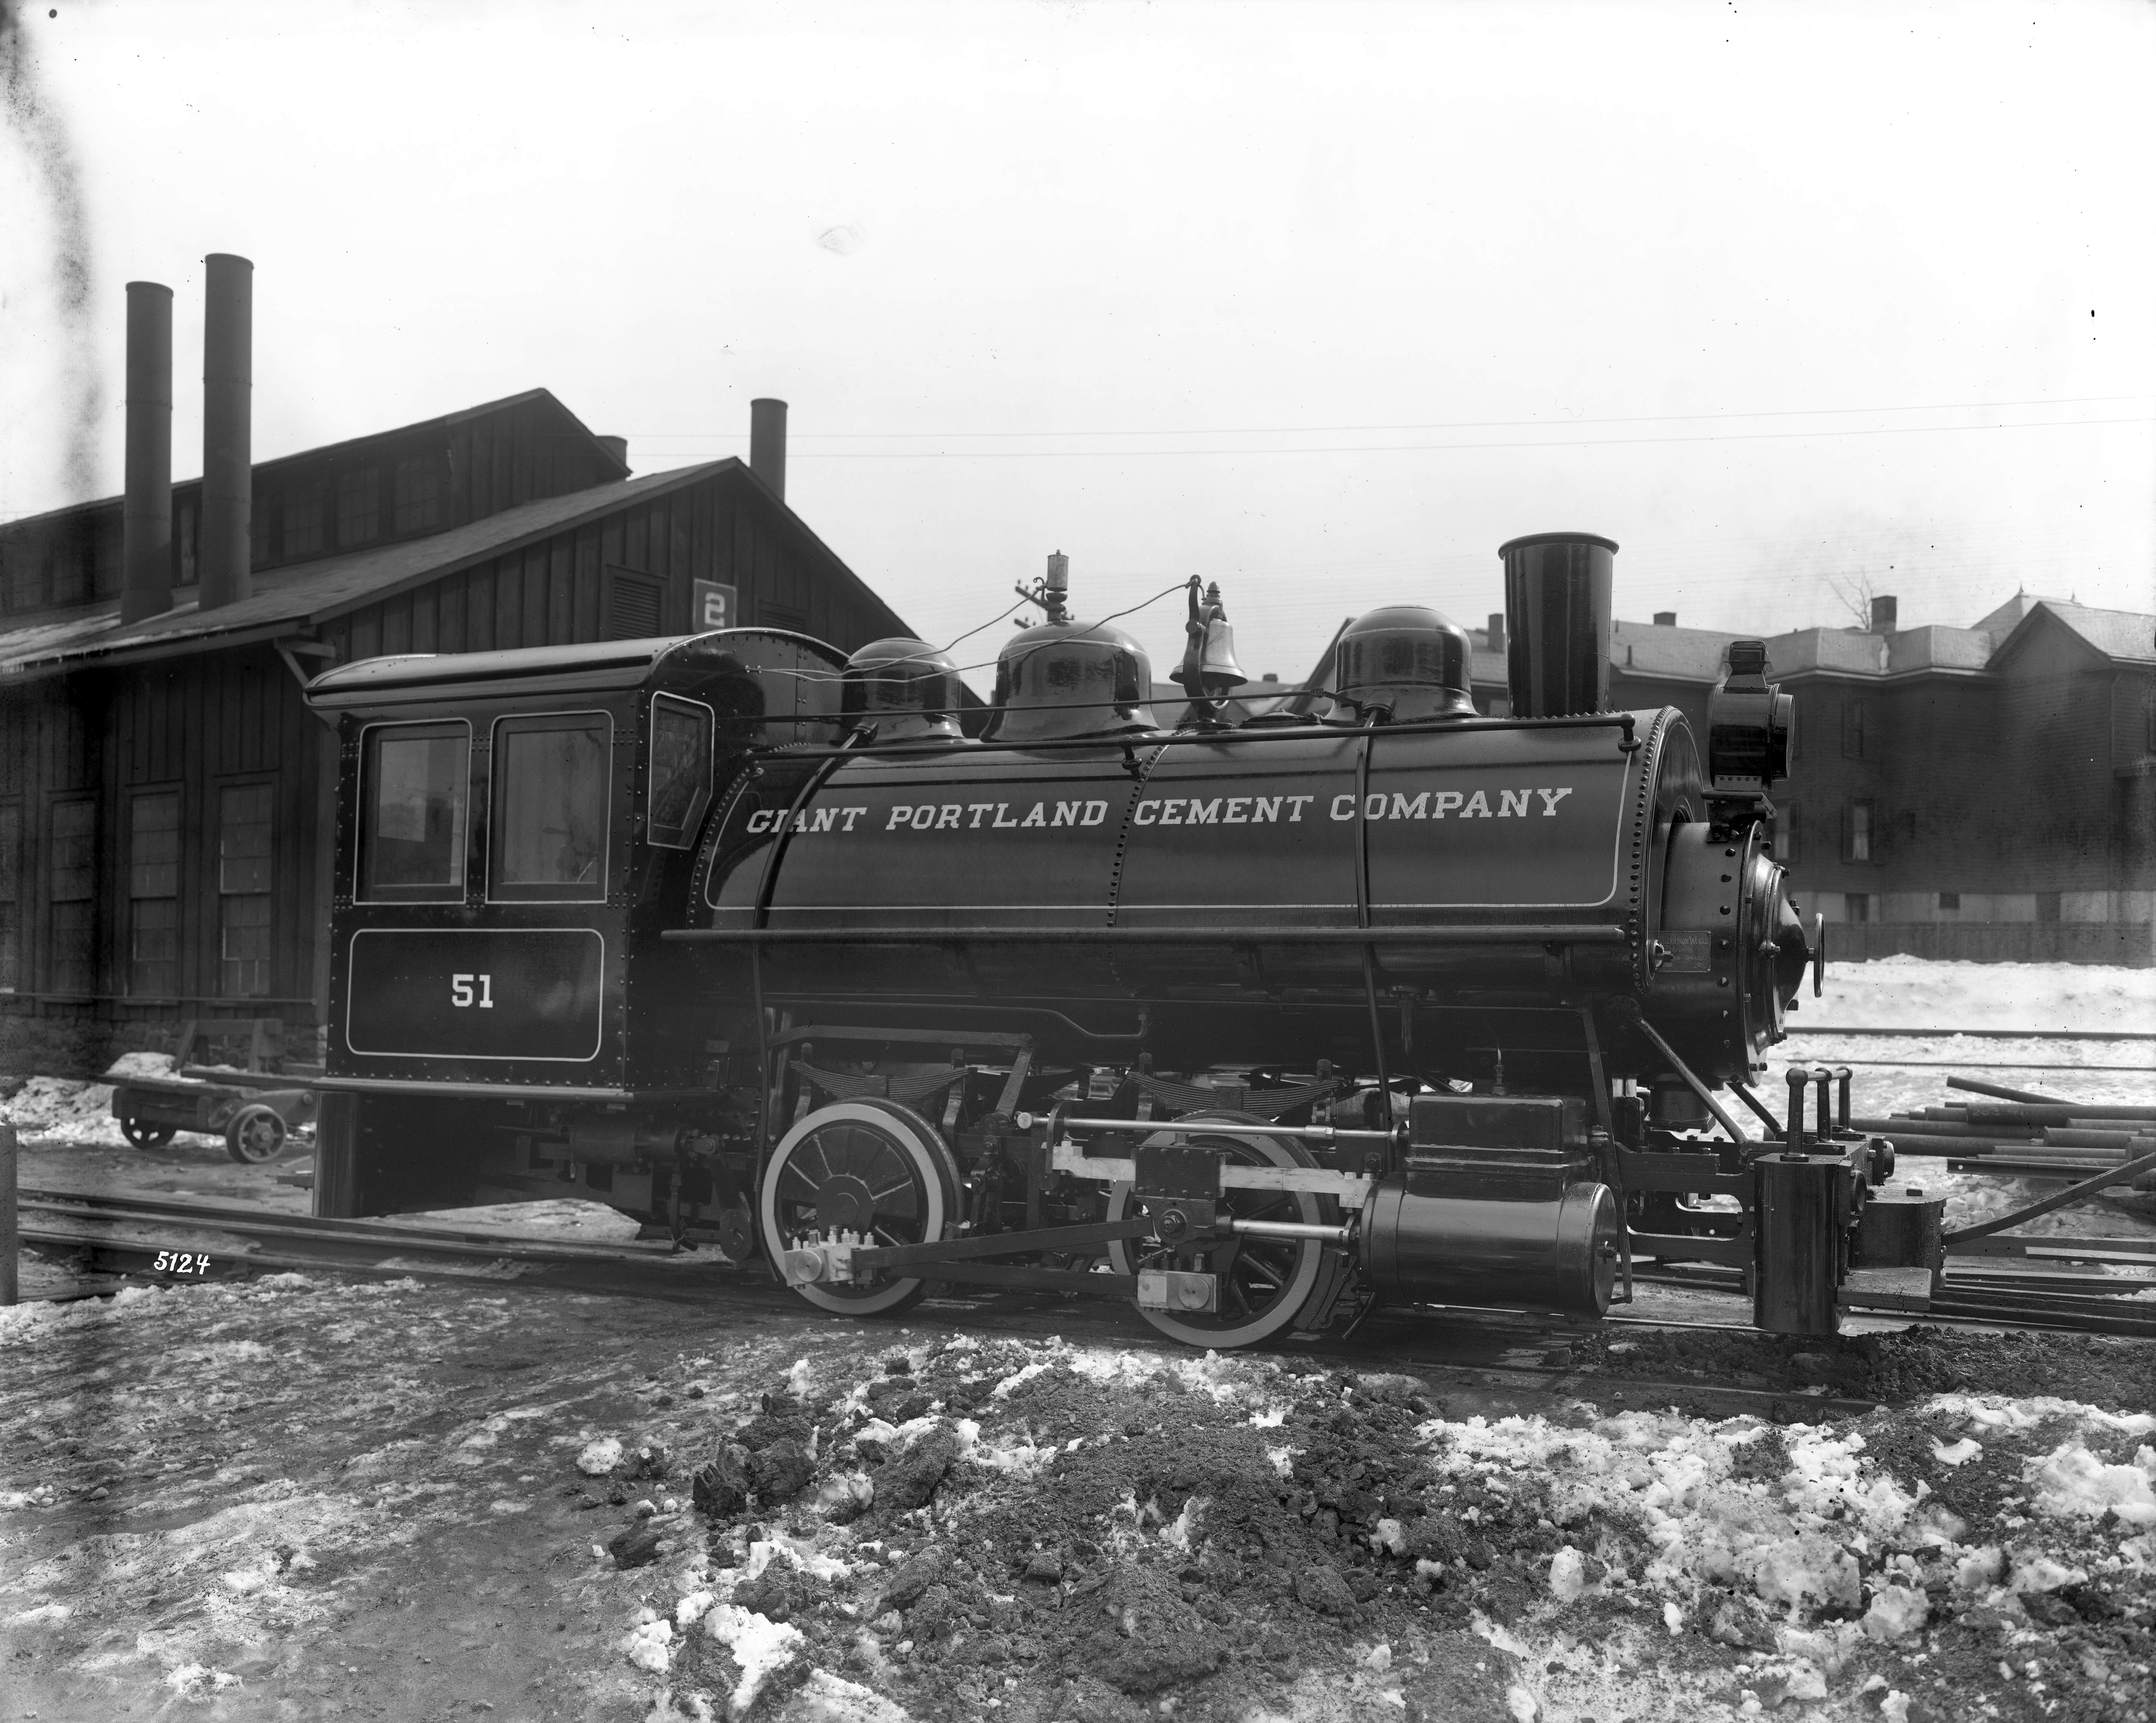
1459 595 2156 965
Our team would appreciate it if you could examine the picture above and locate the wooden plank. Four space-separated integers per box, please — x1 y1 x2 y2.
496 553 521 648
437 572 464 655
626 508 648 575
381 593 411 658
468 564 494 653
412 583 437 654
509 407 532 506
573 527 600 640
522 546 547 649
349 607 381 665
547 536 572 644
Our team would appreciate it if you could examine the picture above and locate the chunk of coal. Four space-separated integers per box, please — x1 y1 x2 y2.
621 1442 670 1481
884 1356 914 1376
691 1444 755 1517
2021 1593 2079 1628
878 1547 946 1614
752 1438 816 1504
877 1429 963 1511
1293 1564 1359 1617
1022 1552 1064 1584
907 1583 960 1641
1102 1636 1224 1694
607 1524 664 1569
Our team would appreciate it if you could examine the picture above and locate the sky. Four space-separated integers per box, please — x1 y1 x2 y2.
2 0 2151 688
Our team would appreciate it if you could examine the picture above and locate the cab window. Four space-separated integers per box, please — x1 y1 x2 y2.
490 713 610 900
647 694 714 848
358 722 469 901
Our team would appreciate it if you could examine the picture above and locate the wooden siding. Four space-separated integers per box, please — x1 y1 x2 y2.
0 647 324 1021
321 468 909 666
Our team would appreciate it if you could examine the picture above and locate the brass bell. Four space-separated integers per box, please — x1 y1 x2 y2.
1196 612 1248 694
1173 579 1249 701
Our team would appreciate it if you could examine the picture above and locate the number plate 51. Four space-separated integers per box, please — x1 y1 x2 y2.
450 973 495 1009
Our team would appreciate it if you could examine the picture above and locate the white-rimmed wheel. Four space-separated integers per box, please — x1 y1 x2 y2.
759 1099 963 1317
1106 1113 1336 1349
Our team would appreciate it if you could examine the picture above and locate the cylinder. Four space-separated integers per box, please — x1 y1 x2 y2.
1361 1175 1619 1316
1499 532 1616 718
122 282 174 625
750 397 788 500
200 253 253 611
1753 1152 1842 1334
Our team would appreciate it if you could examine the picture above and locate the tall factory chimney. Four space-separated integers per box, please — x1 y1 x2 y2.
750 398 788 501
1498 531 1617 718
121 282 174 624
199 253 254 611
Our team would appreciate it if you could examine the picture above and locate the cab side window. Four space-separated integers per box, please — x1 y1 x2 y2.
647 695 714 848
491 714 610 900
358 722 469 901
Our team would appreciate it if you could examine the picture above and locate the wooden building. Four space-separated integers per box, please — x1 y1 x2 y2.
0 389 917 1074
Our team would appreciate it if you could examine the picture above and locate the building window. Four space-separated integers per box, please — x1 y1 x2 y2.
48 797 96 994
1846 892 1871 924
1842 699 1865 761
1844 799 1874 864
218 783 275 997
129 791 181 997
1938 891 1960 911
358 721 470 902
602 567 664 640
392 456 445 535
2036 891 2062 924
489 714 610 900
337 466 382 549
283 479 326 560
0 803 20 991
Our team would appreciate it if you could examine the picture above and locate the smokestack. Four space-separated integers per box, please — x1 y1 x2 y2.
200 253 253 611
1486 612 1506 656
749 398 787 500
1869 594 1898 633
1499 531 1617 718
595 434 629 471
121 282 174 624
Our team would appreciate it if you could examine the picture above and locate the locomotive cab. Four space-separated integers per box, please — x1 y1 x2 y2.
303 630 843 1219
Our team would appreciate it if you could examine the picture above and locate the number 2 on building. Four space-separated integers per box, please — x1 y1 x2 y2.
451 973 495 1009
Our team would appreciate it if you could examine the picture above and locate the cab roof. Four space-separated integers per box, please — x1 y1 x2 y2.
303 629 840 709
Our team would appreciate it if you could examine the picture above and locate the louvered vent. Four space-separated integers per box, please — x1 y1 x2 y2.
603 568 664 640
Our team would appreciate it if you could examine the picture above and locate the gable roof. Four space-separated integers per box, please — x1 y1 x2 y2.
1991 598 2156 668
0 388 629 538
0 458 893 684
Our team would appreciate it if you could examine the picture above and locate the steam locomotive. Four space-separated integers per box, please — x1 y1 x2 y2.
304 531 1925 1348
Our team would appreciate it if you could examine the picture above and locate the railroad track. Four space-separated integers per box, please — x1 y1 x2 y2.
10 1184 752 1298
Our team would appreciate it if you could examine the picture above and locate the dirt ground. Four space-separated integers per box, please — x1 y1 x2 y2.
4 1252 2153 1723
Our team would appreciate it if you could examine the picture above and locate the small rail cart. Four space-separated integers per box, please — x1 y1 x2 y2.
109 1019 320 1165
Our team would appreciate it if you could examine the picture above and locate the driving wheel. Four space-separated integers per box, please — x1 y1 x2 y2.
1107 1113 1337 1348
759 1099 963 1317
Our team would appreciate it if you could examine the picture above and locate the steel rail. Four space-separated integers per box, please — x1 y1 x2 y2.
14 1187 685 1264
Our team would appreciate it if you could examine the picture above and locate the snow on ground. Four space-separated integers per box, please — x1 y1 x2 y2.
1800 956 2156 1038
14 1288 2152 1722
